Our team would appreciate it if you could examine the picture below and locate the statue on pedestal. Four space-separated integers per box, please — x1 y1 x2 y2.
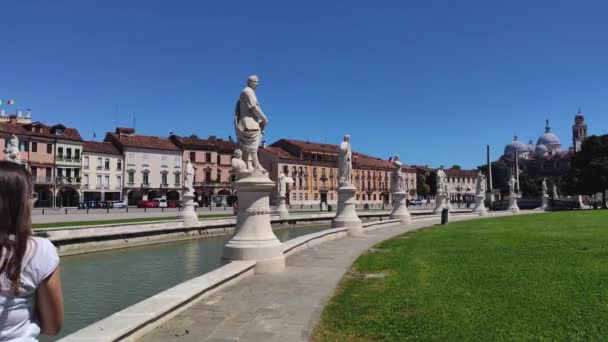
231 149 251 180
436 168 446 194
542 178 548 196
476 170 486 195
183 160 195 195
278 171 287 197
3 134 21 164
338 135 352 187
234 75 267 173
509 174 517 196
553 184 559 199
390 155 404 193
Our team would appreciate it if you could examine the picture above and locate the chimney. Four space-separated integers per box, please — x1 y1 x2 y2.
262 140 267 149
228 135 233 142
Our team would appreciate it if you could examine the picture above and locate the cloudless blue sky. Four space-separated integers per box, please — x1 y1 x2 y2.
1 0 607 168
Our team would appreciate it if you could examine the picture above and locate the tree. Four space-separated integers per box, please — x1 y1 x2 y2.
428 172 437 196
208 135 217 141
451 165 461 170
518 173 540 198
416 174 430 198
568 135 608 207
188 134 199 139
478 162 510 196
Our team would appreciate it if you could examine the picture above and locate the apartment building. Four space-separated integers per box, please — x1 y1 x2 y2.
82 141 124 202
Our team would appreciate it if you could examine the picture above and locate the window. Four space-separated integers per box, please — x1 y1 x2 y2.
205 171 212 182
116 175 121 188
47 144 52 154
313 168 317 177
104 158 110 170
143 172 149 184
216 172 221 182
305 193 309 200
31 142 38 153
190 152 196 162
206 153 211 163
217 155 220 165
314 193 318 200
117 160 122 171
96 175 102 188
175 173 180 185
330 193 334 200
57 147 63 158
143 154 150 166
74 169 79 178
127 153 135 166
299 193 303 201
75 149 80 160
83 174 89 186
174 156 180 168
128 171 135 184
97 157 102 170
104 175 109 187
19 141 28 152
292 192 297 201
57 168 63 177
66 169 72 178
83 156 89 169
66 148 72 159
162 173 168 185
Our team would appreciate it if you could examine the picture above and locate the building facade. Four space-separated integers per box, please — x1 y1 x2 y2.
259 139 417 207
444 168 478 204
82 141 124 202
105 128 183 205
54 124 84 207
169 135 237 206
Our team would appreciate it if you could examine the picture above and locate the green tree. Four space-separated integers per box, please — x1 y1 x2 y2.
568 135 608 207
416 174 430 198
208 135 217 141
428 173 437 196
188 134 199 139
518 173 540 198
451 165 461 170
479 162 510 196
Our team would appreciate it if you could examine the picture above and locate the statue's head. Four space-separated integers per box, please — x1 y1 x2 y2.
233 149 243 159
247 75 259 90
394 155 400 162
344 135 350 142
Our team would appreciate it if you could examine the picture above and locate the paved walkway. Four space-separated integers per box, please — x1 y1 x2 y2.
138 214 484 342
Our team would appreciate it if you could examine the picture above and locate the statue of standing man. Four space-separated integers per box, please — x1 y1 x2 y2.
234 75 268 173
184 160 195 195
338 135 352 187
391 155 404 193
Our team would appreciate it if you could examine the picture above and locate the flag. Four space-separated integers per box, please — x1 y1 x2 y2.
6 100 15 105
0 100 3 105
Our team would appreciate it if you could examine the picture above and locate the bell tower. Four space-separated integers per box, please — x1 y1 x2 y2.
572 107 587 152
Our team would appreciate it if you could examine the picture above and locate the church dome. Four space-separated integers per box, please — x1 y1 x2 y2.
527 138 536 154
535 144 548 156
504 135 528 157
537 119 561 147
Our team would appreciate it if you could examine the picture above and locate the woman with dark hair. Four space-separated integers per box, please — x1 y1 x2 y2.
0 161 63 340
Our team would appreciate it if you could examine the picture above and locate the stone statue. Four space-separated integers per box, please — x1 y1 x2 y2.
553 184 559 199
278 171 287 197
234 75 268 173
436 168 446 194
476 170 486 195
184 160 195 194
338 135 352 187
3 134 21 164
231 149 251 180
509 174 517 196
542 178 548 196
391 155 404 192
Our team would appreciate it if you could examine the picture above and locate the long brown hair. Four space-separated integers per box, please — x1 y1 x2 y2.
0 161 33 294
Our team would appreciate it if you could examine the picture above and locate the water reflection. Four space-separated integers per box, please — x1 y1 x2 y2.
45 224 328 340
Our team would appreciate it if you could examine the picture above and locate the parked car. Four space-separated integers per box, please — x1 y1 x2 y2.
111 200 128 209
153 198 168 208
137 200 158 208
413 199 424 206
168 200 199 208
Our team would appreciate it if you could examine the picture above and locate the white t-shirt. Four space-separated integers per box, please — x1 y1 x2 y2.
0 237 60 341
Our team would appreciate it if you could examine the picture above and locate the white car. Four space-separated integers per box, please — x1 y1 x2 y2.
153 198 168 208
112 200 128 209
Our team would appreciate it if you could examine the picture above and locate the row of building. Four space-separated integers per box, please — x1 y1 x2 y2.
1 110 481 207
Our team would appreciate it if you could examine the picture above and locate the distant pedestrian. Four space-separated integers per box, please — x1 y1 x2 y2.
0 161 64 340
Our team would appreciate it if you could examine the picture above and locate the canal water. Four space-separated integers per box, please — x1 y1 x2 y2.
45 224 330 341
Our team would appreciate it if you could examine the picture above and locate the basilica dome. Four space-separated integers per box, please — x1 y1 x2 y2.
504 136 528 158
535 144 548 156
527 138 536 155
537 132 560 146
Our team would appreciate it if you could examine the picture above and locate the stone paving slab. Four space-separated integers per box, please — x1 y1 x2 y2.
138 213 516 342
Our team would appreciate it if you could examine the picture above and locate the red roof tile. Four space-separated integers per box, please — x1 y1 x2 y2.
105 133 181 152
83 141 121 156
0 122 83 142
172 136 237 152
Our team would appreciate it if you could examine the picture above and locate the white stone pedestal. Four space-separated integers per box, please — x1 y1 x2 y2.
433 191 447 214
178 193 199 226
332 185 363 237
473 194 487 216
223 171 285 274
275 195 290 220
390 192 412 224
541 194 549 211
508 196 520 214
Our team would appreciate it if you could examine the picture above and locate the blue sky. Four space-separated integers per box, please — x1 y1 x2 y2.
1 0 607 168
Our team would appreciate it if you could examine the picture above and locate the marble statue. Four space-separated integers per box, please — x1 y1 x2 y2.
509 174 517 196
234 75 268 172
553 184 559 199
391 155 404 193
338 135 352 187
231 149 251 180
278 171 287 197
184 160 195 194
476 170 486 195
542 178 548 196
436 168 446 193
3 134 21 164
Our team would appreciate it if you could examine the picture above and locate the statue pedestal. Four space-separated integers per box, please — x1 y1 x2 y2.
541 194 549 211
508 196 520 214
473 194 487 216
275 195 290 220
178 192 198 226
433 191 447 214
390 191 411 224
223 171 285 274
332 185 363 237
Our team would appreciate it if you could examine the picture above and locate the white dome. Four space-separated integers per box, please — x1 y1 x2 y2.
536 144 548 156
537 132 560 146
504 137 528 157
527 139 536 154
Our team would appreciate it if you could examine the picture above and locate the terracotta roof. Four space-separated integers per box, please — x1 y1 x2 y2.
105 132 181 152
280 139 339 154
83 141 121 156
444 168 477 178
261 146 300 160
414 165 437 173
0 122 83 142
172 136 237 152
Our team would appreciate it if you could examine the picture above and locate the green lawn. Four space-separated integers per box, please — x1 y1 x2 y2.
314 211 608 341
33 213 233 229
